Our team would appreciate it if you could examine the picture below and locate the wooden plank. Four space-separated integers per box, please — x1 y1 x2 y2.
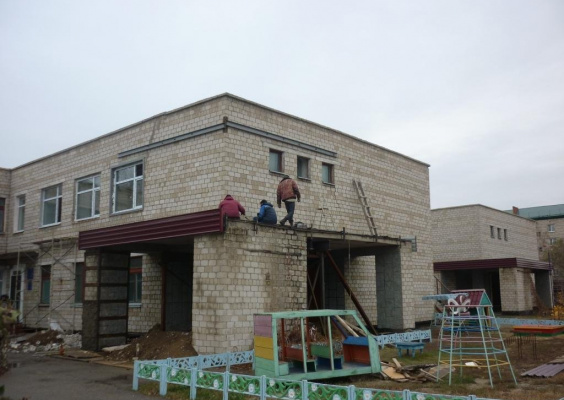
254 336 273 349
335 315 358 337
255 346 274 360
254 315 272 327
254 325 272 337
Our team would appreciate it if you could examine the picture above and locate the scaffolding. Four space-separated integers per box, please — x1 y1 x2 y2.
437 290 517 387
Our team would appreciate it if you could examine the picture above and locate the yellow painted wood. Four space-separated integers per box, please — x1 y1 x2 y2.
254 336 273 349
255 345 274 360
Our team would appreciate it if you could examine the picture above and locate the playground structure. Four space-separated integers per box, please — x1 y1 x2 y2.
253 309 381 380
437 289 517 387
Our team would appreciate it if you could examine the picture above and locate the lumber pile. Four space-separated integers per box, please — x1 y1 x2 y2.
379 358 454 382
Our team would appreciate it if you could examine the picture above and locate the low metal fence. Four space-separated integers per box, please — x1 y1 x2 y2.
132 350 500 400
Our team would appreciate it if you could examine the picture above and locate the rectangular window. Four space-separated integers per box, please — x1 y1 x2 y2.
490 225 495 238
321 163 334 184
40 266 51 305
74 263 85 304
548 224 555 232
128 257 142 303
297 157 310 179
113 162 144 213
76 175 101 220
0 197 5 233
41 184 62 227
16 195 25 232
269 150 283 173
504 229 508 241
549 238 557 245
497 227 502 240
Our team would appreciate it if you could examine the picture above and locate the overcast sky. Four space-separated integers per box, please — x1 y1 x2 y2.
1 1 563 210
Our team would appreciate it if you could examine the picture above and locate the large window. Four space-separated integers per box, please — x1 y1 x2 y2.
76 175 100 220
74 263 85 304
113 162 144 213
16 195 25 232
41 184 62 227
297 157 310 179
40 266 51 305
548 224 555 232
0 198 5 233
128 257 142 304
321 163 334 184
269 150 283 173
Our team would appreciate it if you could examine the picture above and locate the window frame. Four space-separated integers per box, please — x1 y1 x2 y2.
75 174 101 221
15 195 25 232
0 197 5 234
296 156 310 180
268 149 284 173
40 184 62 227
503 228 508 241
40 266 51 305
490 225 495 238
548 224 555 233
112 162 144 214
549 238 557 245
321 163 335 185
497 227 502 240
128 256 143 304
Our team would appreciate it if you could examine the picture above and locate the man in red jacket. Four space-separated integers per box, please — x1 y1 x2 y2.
276 175 301 226
218 194 246 218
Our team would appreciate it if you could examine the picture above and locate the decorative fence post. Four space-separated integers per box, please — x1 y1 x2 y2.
190 367 198 400
403 389 411 400
260 374 267 400
223 371 229 400
301 380 308 400
347 385 355 400
159 363 168 396
468 396 477 400
132 360 140 390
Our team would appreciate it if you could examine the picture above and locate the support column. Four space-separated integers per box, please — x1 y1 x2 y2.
82 250 130 351
375 246 414 330
535 270 554 308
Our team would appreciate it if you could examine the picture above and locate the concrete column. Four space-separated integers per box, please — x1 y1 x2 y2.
82 250 130 351
375 246 414 330
535 270 554 308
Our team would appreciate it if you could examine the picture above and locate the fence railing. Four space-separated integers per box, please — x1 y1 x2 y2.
133 350 500 400
496 317 564 326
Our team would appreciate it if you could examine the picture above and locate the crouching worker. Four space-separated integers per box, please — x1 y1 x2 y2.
219 194 246 218
253 199 277 225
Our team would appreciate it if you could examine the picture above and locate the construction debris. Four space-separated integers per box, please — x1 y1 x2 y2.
378 360 449 383
9 330 82 353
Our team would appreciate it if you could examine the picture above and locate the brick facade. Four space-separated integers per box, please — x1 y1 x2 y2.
0 94 433 351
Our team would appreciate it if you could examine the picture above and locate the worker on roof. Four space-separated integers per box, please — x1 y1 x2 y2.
218 194 246 218
253 199 277 225
277 175 301 227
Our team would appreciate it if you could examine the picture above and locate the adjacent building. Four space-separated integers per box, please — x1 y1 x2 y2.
431 204 553 314
0 93 434 352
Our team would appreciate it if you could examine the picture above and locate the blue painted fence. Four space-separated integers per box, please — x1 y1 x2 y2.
133 350 501 400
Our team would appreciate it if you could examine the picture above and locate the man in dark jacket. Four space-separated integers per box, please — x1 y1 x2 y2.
276 175 301 226
253 199 277 225
218 194 246 218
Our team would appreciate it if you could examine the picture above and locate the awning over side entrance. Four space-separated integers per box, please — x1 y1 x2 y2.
78 209 224 250
434 258 552 271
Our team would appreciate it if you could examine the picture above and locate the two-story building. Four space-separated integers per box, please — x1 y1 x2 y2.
432 204 552 314
0 93 433 352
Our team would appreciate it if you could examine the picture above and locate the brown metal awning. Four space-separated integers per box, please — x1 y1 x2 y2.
434 258 552 271
78 209 224 250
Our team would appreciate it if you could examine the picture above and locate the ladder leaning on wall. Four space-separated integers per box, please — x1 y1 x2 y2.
352 179 378 236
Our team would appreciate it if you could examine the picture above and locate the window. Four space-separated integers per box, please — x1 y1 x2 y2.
269 150 283 173
503 229 508 241
548 224 555 232
297 157 310 179
74 263 85 304
0 198 5 233
490 225 495 238
41 184 62 227
113 162 144 213
40 266 51 305
128 257 142 304
16 195 25 232
76 175 100 220
321 163 334 184
497 228 502 240
549 238 557 245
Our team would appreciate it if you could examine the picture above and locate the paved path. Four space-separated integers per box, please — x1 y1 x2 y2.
0 352 155 400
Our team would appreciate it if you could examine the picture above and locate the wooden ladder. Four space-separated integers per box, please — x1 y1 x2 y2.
352 179 377 236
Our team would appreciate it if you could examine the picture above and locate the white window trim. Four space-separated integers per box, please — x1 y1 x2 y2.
75 175 101 221
112 162 144 214
15 194 25 232
40 185 62 228
548 224 555 233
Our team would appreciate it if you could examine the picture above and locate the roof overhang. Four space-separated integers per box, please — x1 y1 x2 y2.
434 258 552 272
78 209 224 250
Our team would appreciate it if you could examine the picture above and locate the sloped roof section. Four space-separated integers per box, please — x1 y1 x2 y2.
512 204 564 220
